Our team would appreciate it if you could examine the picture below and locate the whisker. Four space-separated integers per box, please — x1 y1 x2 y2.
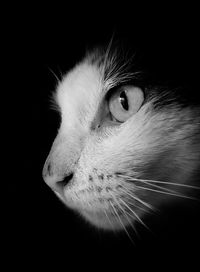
109 192 138 236
103 210 115 232
48 67 61 83
136 179 181 195
119 198 150 231
118 174 200 190
139 180 200 190
118 185 148 212
109 201 133 243
125 197 148 213
125 197 156 215
136 185 196 200
119 184 155 211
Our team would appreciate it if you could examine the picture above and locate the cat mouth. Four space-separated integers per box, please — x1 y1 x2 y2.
56 188 133 230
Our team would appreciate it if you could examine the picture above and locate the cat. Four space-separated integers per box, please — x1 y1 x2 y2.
42 44 200 234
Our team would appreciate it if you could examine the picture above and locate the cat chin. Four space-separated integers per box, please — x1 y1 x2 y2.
54 190 116 229
80 209 131 231
60 188 134 231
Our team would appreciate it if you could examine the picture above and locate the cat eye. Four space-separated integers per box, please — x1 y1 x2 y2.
108 85 144 122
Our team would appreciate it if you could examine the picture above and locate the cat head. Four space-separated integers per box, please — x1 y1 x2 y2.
43 46 200 230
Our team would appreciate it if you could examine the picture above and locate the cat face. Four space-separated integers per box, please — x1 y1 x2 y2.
43 48 200 231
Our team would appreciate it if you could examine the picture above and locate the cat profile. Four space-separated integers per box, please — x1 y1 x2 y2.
42 44 200 233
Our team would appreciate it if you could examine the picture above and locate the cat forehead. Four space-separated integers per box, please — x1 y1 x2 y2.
54 60 107 129
55 47 134 110
56 62 103 107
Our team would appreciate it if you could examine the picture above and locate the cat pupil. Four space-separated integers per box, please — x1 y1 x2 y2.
119 90 129 111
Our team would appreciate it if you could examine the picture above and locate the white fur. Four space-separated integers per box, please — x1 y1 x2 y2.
43 48 200 231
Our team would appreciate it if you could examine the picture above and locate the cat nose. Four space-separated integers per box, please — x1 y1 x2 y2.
42 160 74 194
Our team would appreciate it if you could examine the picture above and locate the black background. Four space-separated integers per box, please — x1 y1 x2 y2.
5 4 200 270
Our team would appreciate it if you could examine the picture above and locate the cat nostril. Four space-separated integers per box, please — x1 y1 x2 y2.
56 173 74 189
47 163 51 175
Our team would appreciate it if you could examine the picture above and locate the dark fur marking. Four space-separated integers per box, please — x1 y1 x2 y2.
106 174 113 179
98 174 104 180
115 172 124 176
89 175 93 182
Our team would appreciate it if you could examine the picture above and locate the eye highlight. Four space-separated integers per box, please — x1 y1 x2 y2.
119 90 129 111
108 85 144 122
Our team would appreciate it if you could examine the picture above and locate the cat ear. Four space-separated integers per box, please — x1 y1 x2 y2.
108 86 144 122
